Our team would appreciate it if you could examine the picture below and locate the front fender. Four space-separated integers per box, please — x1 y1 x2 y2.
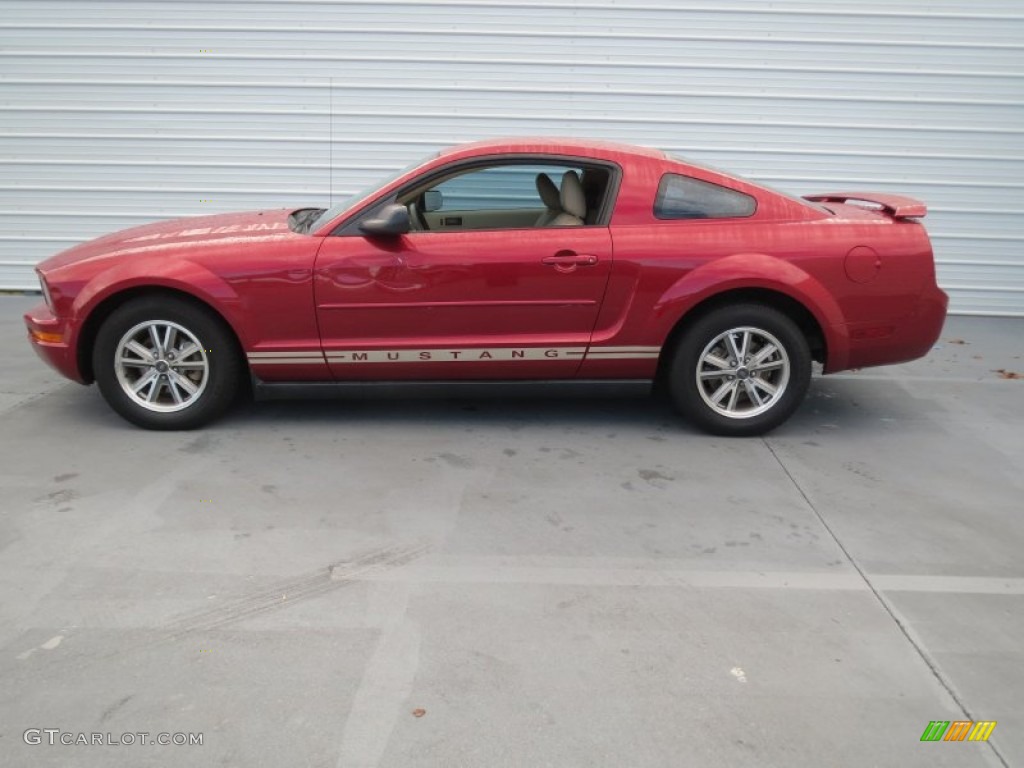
649 253 851 372
70 256 250 352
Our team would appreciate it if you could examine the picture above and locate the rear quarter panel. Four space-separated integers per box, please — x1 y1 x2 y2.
588 155 940 375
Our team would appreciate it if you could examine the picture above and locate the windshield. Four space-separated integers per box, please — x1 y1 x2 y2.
308 153 439 233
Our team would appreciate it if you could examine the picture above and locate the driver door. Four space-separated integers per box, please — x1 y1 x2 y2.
313 161 614 380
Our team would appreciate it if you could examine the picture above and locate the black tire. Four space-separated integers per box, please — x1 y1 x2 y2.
668 303 811 436
92 296 242 430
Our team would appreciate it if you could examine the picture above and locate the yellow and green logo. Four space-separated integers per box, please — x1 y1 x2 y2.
921 721 996 742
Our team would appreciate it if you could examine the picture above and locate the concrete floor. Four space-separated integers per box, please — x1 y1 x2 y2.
0 294 1021 768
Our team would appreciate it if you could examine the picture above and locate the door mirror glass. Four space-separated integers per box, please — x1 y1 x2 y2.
359 204 411 236
421 189 443 213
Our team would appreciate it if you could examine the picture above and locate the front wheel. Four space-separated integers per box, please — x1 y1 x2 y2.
668 304 811 436
93 297 241 430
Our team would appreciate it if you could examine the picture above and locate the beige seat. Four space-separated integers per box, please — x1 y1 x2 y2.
548 170 586 226
534 173 562 226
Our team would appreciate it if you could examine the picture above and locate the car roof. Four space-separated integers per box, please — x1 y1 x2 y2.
438 137 669 163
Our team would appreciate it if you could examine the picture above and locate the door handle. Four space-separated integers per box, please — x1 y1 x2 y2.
542 251 599 271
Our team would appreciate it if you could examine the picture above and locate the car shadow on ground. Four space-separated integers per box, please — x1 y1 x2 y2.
232 392 684 434
29 374 939 442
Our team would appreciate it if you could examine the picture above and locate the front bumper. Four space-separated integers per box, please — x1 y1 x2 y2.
24 302 86 383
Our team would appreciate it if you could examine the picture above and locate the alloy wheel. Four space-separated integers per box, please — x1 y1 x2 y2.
113 320 209 412
695 326 790 419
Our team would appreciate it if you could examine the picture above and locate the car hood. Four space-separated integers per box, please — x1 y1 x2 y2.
39 208 297 273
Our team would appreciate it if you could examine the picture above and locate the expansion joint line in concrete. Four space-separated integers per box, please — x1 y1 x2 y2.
761 437 1009 768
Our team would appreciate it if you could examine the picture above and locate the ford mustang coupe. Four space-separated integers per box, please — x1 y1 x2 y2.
25 138 947 435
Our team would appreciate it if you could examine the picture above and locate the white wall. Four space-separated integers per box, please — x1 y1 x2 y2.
2 0 1022 315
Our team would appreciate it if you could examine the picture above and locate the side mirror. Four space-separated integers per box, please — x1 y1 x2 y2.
358 204 411 236
422 189 443 213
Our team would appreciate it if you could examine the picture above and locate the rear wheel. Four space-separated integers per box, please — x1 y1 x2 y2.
93 297 241 430
668 304 811 436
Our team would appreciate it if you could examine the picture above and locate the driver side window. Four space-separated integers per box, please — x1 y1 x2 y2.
400 161 611 232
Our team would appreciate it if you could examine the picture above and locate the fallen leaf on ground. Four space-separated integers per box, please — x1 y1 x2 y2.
412 708 426 718
992 369 1022 379
947 338 969 345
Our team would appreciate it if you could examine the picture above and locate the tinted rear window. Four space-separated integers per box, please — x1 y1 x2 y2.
654 174 756 220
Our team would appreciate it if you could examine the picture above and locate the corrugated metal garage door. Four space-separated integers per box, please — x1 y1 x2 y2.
2 0 1021 315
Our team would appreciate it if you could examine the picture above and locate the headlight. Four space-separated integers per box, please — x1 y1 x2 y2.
37 271 54 312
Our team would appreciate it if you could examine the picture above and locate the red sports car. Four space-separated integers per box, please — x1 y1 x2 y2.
24 138 947 435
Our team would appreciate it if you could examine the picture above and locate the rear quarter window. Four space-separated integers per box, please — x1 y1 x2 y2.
654 174 756 220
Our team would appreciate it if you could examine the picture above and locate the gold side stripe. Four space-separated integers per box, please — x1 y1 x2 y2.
248 346 662 365
246 354 321 360
589 346 660 352
586 353 661 360
325 347 587 363
587 351 660 356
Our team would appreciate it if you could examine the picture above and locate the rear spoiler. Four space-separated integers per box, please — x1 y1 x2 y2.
803 192 927 219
